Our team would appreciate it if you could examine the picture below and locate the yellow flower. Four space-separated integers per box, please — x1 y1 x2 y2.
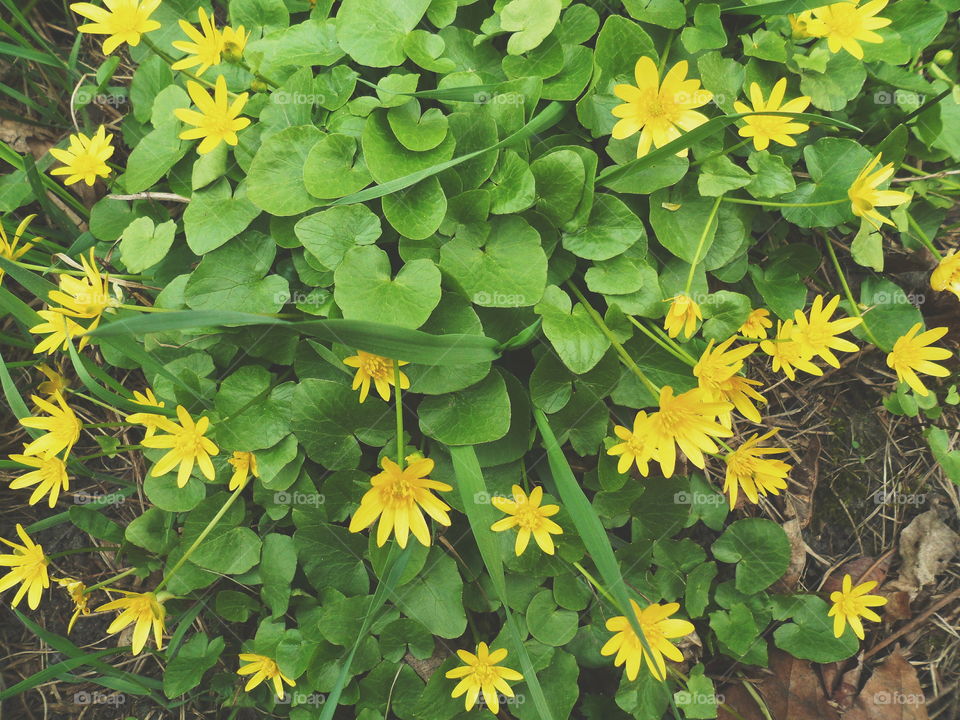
9 453 70 508
343 350 410 403
611 57 713 158
607 410 660 476
19 391 81 459
237 653 296 699
848 153 910 229
97 589 168 654
491 485 563 556
56 577 91 633
789 10 818 38
37 364 70 396
722 429 791 509
221 25 249 61
71 0 161 54
648 387 733 478
227 451 259 491
172 7 223 76
733 79 811 152
739 308 773 339
48 125 115 186
141 405 220 487
124 388 167 439
885 323 952 396
601 600 694 681
808 0 891 60
792 294 862 368
828 574 887 639
0 214 38 284
29 309 90 355
48 249 118 324
348 455 452 548
693 338 765 424
0 524 50 610
663 294 702 339
760 320 824 380
930 250 960 301
445 642 523 714
174 75 251 155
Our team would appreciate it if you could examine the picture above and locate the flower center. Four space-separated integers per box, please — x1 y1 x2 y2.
472 662 499 686
174 427 207 457
514 502 542 530
111 4 149 34
824 4 863 39
361 355 392 379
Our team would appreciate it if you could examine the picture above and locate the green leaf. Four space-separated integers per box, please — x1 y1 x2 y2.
184 236 289 314
746 150 796 198
303 133 373 199
535 285 611 374
850 223 884 271
335 0 432 67
622 0 686 28
500 0 562 55
381 176 447 239
295 205 382 271
701 291 751 342
397 554 467 638
229 0 289 32
439 215 547 308
712 518 791 594
418 370 511 445
698 156 752 197
182 179 261 255
163 633 224 698
119 217 175 273
680 4 726 53
773 595 859 662
362 109 456 183
649 191 718 264
247 125 322 216
857 277 923 351
291 379 393 470
561 194 646 261
334 246 441 329
261 533 297 617
527 590 579 646
190 527 262 574
387 100 449 151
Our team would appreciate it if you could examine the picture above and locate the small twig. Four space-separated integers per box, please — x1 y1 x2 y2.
107 192 190 203
891 169 960 183
864 587 960 660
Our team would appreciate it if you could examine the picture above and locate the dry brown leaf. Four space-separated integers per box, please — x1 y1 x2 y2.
893 508 960 594
775 518 807 592
843 650 929 720
786 436 821 529
823 557 890 594
718 650 841 720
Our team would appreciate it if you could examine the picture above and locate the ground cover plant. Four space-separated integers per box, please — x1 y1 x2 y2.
1 0 960 718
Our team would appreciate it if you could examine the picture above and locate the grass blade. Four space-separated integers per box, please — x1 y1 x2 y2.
449 445 556 720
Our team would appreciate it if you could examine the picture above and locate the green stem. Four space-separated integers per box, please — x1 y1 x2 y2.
566 282 661 398
657 32 675 75
572 561 618 608
723 197 847 208
627 316 697 366
12 260 138 280
156 484 246 591
906 213 943 259
117 303 173 313
83 567 137 595
822 235 882 347
49 545 121 559
76 445 144 461
691 139 750 168
394 361 404 470
68 390 125 413
685 196 723 295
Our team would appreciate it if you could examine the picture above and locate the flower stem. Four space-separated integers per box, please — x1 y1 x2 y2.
822 234 882 347
685 196 723 295
572 561 618 608
723 197 847 208
566 282 661 398
49 545 121 559
906 212 943 260
12 260 138 280
117 303 172 313
156 484 246 591
627 316 697 367
83 567 137 595
75 445 143 461
394 361 404 470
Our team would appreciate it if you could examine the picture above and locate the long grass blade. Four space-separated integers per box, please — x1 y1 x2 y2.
449 445 556 720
